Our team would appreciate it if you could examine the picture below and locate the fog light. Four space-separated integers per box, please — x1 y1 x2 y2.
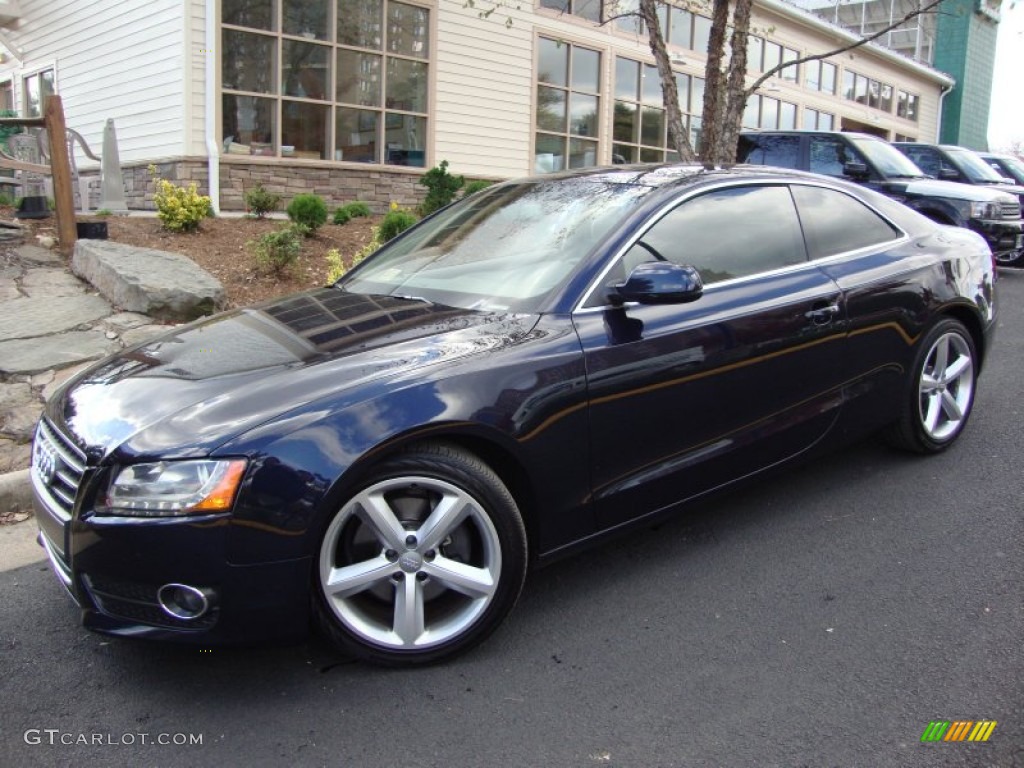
157 583 212 621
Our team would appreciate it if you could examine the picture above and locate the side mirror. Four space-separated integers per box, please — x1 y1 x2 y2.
938 167 960 181
843 161 869 179
610 262 703 305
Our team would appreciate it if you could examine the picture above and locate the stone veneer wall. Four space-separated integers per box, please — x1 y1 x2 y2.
116 158 434 214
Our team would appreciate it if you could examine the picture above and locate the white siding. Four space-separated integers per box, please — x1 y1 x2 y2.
0 0 185 165
433 0 535 178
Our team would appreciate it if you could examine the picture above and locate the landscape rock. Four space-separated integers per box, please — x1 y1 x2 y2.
0 439 31 473
72 240 225 321
14 244 62 266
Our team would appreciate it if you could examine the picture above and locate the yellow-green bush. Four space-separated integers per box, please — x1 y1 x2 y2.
150 167 212 232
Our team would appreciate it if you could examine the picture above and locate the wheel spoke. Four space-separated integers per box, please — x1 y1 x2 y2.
393 575 425 645
416 493 472 552
922 392 942 434
424 555 496 599
943 355 971 384
919 372 941 393
932 338 949 377
940 390 963 423
325 555 397 599
352 490 407 550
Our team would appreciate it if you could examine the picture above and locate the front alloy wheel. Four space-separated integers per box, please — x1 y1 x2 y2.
315 444 527 665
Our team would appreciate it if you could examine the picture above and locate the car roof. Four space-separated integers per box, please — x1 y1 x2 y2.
512 162 849 191
740 129 884 142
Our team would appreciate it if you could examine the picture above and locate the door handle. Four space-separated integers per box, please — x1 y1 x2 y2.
804 303 840 324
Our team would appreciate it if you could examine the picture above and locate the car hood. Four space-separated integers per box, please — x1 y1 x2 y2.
49 288 538 462
886 178 1017 203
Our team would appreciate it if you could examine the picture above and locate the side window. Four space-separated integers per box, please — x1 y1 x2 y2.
808 136 866 177
791 185 900 259
900 146 940 177
634 185 807 285
736 135 800 169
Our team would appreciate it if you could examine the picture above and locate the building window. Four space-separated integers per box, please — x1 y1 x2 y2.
0 81 13 113
743 94 797 130
842 69 893 113
894 132 916 142
23 69 55 117
612 57 703 162
805 61 836 94
540 0 602 22
896 90 919 122
748 38 798 82
803 108 834 130
536 37 601 173
221 0 430 166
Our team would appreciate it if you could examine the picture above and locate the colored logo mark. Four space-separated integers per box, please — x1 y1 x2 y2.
921 720 997 742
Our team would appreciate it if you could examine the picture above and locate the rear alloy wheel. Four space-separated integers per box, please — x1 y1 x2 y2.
887 318 977 453
314 444 527 665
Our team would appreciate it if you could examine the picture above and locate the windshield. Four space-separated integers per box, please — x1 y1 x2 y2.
849 137 925 178
948 148 1011 183
989 155 1024 184
340 180 651 312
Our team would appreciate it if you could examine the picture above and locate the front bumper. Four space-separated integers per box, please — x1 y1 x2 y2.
32 454 312 645
970 217 1024 258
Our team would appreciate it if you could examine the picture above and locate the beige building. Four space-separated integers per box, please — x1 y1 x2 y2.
0 0 953 211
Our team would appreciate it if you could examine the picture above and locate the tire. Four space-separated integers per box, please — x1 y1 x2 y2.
313 443 527 666
885 318 977 454
994 249 1024 268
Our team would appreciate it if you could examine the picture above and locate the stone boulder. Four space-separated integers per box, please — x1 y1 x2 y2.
72 240 225 322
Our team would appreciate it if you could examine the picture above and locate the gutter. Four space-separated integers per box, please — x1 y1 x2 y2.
204 0 220 214
935 81 954 143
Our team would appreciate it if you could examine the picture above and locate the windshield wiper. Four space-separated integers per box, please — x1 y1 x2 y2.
391 293 433 305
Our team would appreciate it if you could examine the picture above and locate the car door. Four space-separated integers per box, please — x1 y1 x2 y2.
572 182 849 531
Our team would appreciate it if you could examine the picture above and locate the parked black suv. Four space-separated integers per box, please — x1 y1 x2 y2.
738 131 1024 266
978 152 1024 187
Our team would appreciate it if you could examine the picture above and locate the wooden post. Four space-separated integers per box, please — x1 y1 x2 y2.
44 95 76 256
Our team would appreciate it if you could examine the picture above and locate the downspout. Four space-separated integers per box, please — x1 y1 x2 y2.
935 81 953 144
204 0 220 214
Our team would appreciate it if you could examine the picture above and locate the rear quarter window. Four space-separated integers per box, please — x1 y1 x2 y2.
791 185 901 259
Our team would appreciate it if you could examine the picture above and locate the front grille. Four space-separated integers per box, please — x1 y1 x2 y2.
31 420 86 522
83 575 218 630
1000 202 1021 219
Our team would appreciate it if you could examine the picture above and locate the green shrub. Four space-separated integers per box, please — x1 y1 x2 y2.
418 160 464 216
286 193 328 234
149 165 212 232
378 205 418 243
244 184 281 218
328 227 384 282
461 180 493 198
94 208 114 217
249 223 305 274
332 200 372 225
0 191 16 207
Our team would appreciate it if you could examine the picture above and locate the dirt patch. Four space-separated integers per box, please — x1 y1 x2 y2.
12 210 381 309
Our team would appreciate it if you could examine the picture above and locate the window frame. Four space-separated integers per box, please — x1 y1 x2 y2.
21 66 56 118
534 35 603 174
577 180 833 311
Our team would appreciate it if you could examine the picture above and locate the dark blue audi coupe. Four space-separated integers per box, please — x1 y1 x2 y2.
31 165 997 665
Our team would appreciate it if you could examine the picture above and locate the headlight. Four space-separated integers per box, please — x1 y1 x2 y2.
100 459 247 517
969 201 1000 219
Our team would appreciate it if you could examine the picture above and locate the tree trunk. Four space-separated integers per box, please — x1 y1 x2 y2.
699 0 731 162
639 0 696 162
714 0 754 165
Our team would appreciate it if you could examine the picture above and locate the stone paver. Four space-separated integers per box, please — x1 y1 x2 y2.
0 330 118 375
15 244 62 265
0 294 111 342
0 277 20 300
21 268 87 297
